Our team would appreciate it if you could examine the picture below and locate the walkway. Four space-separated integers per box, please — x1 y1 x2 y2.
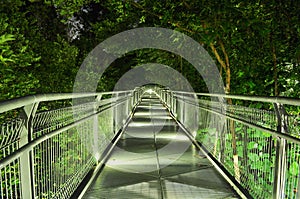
83 93 238 199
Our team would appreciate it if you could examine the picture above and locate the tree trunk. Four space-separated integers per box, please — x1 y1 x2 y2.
209 41 231 94
210 40 240 182
272 45 278 96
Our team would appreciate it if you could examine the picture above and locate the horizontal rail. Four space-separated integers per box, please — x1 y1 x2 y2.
0 96 128 170
174 96 300 144
0 91 133 113
173 91 300 106
158 93 251 198
0 87 144 199
171 112 250 199
157 87 300 199
77 98 141 199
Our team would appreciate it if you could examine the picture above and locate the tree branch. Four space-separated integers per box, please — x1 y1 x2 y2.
209 43 227 71
182 0 192 10
219 39 229 68
126 0 196 34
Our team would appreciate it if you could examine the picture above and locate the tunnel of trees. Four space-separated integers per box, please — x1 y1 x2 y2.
0 0 299 100
0 1 299 198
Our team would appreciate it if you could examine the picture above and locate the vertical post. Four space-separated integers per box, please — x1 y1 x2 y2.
130 91 133 110
136 89 139 104
132 90 136 107
179 95 184 124
182 95 185 124
113 93 119 134
93 95 102 161
19 102 39 199
219 97 227 163
166 91 169 106
123 93 128 120
175 96 179 119
126 93 130 116
170 92 173 112
173 96 177 115
273 103 288 199
168 91 171 107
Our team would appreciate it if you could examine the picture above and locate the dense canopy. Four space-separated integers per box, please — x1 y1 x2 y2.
0 0 299 100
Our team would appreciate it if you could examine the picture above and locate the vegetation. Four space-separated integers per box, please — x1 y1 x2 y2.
0 0 299 99
195 100 300 198
0 1 299 198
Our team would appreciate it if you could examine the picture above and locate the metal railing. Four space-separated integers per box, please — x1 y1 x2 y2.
0 88 143 199
157 88 300 199
1 85 299 199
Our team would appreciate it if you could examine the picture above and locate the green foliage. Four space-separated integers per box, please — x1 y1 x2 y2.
0 34 16 65
196 117 300 198
0 1 41 100
289 162 299 176
36 35 79 93
44 0 98 22
1 0 298 98
0 1 299 197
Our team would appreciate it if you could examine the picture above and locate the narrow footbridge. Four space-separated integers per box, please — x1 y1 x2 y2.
0 87 299 199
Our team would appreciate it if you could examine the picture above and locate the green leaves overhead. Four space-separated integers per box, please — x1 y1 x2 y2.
0 34 16 65
0 1 41 100
0 0 299 99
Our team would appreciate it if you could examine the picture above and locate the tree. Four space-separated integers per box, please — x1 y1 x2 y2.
0 0 40 100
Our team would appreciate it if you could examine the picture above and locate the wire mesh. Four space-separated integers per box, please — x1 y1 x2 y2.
222 122 276 198
226 104 277 131
33 102 95 139
285 141 300 198
193 97 300 199
96 108 114 158
0 90 137 199
287 114 300 138
32 98 131 198
0 118 23 199
113 96 132 132
33 120 96 199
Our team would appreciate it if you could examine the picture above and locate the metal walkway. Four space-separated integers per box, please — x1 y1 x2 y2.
1 87 300 199
82 93 238 198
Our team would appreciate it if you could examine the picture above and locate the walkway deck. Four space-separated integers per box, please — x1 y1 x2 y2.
83 93 238 199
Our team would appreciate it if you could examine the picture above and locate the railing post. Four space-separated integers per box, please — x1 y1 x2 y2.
219 98 227 163
179 94 185 124
113 93 119 134
273 103 288 199
172 96 177 115
93 95 102 161
169 91 171 109
170 92 173 112
136 89 140 104
126 93 130 116
167 91 170 107
19 102 39 199
132 90 137 107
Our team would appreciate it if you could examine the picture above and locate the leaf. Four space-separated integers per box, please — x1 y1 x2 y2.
289 162 299 176
247 141 257 150
0 34 15 45
248 153 259 162
0 55 15 63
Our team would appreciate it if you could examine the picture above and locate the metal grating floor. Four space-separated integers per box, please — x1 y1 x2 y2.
83 93 239 199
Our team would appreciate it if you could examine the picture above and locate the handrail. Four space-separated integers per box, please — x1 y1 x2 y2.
173 95 300 144
173 91 300 106
0 91 133 113
158 88 300 199
0 88 144 199
0 96 128 170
